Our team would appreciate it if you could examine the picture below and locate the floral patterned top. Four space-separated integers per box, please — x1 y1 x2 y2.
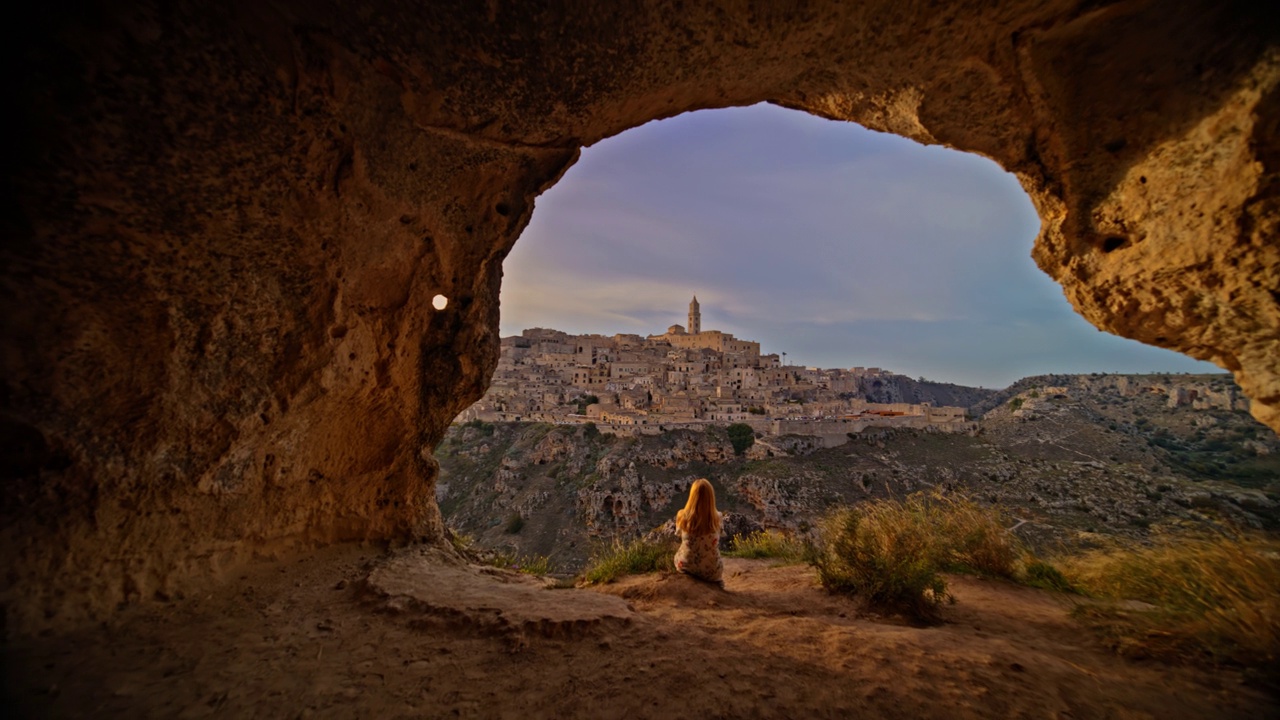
673 513 723 583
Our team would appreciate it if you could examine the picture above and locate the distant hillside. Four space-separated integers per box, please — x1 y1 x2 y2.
858 374 997 410
969 372 1246 417
437 373 1279 572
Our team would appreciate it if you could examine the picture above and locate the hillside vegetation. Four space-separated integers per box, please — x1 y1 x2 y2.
437 374 1278 575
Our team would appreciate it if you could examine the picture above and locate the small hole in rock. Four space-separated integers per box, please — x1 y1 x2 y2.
495 202 510 216
432 294 449 310
1101 236 1127 253
1139 176 1147 184
1103 138 1127 153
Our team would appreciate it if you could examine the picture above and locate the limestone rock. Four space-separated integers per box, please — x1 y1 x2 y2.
3 0 1278 633
366 547 633 640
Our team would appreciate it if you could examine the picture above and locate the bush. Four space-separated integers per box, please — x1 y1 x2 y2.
809 493 1018 620
1060 535 1280 673
812 503 949 620
580 537 677 585
925 494 1019 577
727 423 755 455
726 530 807 561
462 419 495 436
1008 398 1024 411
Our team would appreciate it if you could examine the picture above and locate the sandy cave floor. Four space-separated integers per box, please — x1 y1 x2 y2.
4 544 1275 719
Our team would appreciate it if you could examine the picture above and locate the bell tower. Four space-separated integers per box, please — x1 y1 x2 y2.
688 295 701 335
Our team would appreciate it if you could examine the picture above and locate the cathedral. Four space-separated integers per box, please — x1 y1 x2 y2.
649 295 762 363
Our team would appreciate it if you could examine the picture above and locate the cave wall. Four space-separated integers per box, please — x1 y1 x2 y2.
2 0 1276 633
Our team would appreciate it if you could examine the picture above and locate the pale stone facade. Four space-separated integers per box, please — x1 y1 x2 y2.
458 297 972 437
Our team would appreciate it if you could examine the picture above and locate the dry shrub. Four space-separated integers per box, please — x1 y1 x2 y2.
812 501 947 620
1061 534 1280 675
921 493 1019 578
811 493 1017 620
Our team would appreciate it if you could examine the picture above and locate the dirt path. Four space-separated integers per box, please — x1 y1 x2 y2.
5 545 1273 719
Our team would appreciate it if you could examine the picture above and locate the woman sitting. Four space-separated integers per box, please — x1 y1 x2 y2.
673 478 724 587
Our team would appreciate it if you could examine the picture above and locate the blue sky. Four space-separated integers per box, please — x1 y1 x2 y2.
499 103 1220 389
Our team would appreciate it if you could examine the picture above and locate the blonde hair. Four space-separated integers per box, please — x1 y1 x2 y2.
676 478 721 535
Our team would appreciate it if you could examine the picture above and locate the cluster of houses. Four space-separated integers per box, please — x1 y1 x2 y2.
457 297 972 441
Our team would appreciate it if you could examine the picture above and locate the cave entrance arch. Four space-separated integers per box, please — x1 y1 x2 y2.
440 103 1227 566
4 0 1275 632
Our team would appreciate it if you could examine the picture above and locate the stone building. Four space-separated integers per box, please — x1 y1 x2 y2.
458 296 969 437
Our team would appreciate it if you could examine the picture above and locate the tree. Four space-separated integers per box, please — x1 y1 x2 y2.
726 423 755 455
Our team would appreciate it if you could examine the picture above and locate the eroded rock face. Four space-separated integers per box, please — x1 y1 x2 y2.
3 0 1276 632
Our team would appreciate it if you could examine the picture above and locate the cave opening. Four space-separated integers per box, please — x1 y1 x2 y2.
440 103 1224 570
501 104 1220 387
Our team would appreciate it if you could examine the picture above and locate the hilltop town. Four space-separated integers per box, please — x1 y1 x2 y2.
460 297 970 442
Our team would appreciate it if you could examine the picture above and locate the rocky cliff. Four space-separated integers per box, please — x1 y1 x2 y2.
970 372 1251 416
859 374 997 409
438 377 1279 572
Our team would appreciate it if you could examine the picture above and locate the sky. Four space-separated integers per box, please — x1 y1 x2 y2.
498 103 1221 390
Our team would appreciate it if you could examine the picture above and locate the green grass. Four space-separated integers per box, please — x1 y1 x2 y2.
579 537 677 585
1021 559 1076 593
486 549 554 576
725 530 807 562
448 529 475 554
447 527 552 577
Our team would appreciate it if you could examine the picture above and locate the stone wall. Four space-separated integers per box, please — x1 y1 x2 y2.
3 0 1276 633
